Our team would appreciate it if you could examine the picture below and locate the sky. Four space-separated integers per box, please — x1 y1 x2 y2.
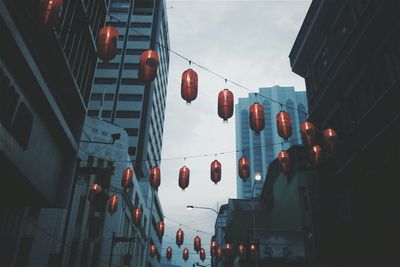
157 1 311 265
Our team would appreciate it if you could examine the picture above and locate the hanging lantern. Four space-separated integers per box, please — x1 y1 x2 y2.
39 0 63 27
107 194 118 215
176 228 184 247
224 243 232 258
156 220 165 239
133 207 142 226
323 128 338 152
218 89 234 121
238 244 246 257
183 248 189 262
97 26 118 62
88 183 102 202
276 111 292 140
166 246 172 261
121 167 133 189
210 160 222 184
249 243 257 254
200 248 206 262
150 244 157 258
217 248 223 260
150 166 161 190
181 69 198 103
238 156 250 181
194 236 202 253
178 166 190 190
300 121 317 147
210 241 217 257
139 50 159 82
310 145 322 166
249 102 265 133
278 150 291 175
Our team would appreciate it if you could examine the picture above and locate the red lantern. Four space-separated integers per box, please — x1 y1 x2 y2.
218 89 234 121
181 69 198 103
278 150 291 175
210 160 222 184
210 241 217 257
323 128 338 152
194 235 201 253
200 248 206 262
238 156 250 181
249 243 257 254
183 248 189 262
150 244 157 258
249 102 265 133
217 248 223 260
39 0 63 27
97 26 118 62
121 167 133 189
107 194 118 215
176 228 184 247
139 50 159 82
300 121 317 147
276 111 292 140
133 207 142 226
179 166 190 190
156 220 165 239
310 145 322 166
88 183 102 202
224 243 232 257
150 166 161 190
166 246 172 261
238 244 245 257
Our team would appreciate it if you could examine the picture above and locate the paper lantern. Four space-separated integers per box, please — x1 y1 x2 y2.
218 89 234 121
97 26 118 62
249 102 265 133
181 69 198 103
139 50 159 82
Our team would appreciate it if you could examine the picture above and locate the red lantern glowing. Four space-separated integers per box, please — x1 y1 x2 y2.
150 166 161 190
249 243 257 253
39 0 63 27
166 246 172 261
210 241 217 257
97 26 118 62
200 248 206 262
210 160 222 184
150 244 157 258
218 89 234 121
224 243 232 257
323 128 338 152
278 150 291 175
181 69 198 103
121 167 133 189
176 228 184 247
156 220 165 239
139 50 159 82
183 248 189 262
217 248 223 260
300 121 317 147
238 244 245 257
238 156 250 181
249 102 265 133
133 207 142 226
276 111 292 140
88 183 102 202
194 236 201 253
107 194 118 215
179 166 190 190
310 145 322 166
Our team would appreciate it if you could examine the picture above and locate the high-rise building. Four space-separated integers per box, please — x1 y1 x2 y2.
235 86 307 199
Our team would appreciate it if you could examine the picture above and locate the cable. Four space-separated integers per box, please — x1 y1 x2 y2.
164 216 213 236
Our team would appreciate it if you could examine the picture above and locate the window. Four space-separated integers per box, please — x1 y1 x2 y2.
121 78 143 85
128 147 136 155
116 110 140 118
124 63 139 70
94 78 117 84
125 128 138 136
127 35 150 41
130 22 151 28
97 62 119 69
126 49 144 55
119 94 142 101
90 93 114 101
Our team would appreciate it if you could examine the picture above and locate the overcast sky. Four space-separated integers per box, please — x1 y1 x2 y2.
157 1 311 265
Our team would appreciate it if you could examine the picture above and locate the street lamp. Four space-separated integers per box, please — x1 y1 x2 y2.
251 171 262 267
186 205 218 214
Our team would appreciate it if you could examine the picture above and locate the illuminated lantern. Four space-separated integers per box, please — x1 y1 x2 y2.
249 243 257 254
238 244 245 257
323 128 338 152
194 236 201 253
97 26 118 62
210 241 217 257
121 167 133 189
217 248 223 260
39 0 63 27
150 244 157 258
238 156 250 181
210 160 222 184
178 166 190 190
166 246 172 261
88 184 102 202
181 69 198 103
150 166 161 190
310 145 322 166
300 121 317 147
218 89 234 121
183 248 189 262
249 102 265 133
278 150 291 175
107 194 118 215
156 220 165 239
200 248 206 262
176 228 184 247
133 207 142 226
224 243 232 258
139 50 159 82
276 111 292 140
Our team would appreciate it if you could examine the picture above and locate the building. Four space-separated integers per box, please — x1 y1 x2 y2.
211 204 228 267
0 0 106 265
289 0 400 266
235 86 307 199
